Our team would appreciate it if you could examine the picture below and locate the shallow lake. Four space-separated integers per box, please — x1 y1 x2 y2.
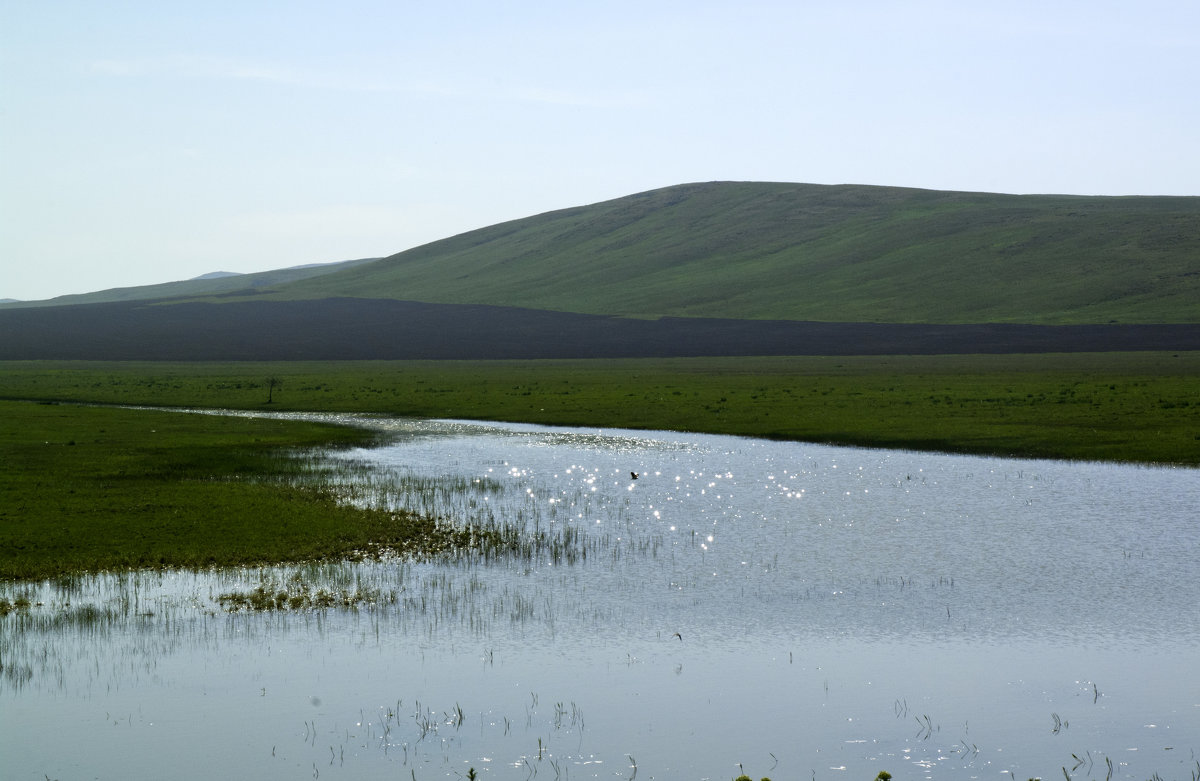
3 416 1199 780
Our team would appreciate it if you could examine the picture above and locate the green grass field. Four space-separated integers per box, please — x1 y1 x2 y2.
0 401 481 580
3 354 1197 464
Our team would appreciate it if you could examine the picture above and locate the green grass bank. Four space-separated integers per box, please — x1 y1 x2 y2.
3 354 1197 464
0 401 481 581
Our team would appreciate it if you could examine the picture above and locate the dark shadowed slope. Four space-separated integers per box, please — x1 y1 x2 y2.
2 298 1197 361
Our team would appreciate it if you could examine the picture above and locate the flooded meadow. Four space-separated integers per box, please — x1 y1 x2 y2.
3 415 1198 780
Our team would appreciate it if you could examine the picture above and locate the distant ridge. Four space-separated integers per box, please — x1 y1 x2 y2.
1 257 379 309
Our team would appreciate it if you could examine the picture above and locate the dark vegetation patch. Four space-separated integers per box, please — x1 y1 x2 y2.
2 298 1198 361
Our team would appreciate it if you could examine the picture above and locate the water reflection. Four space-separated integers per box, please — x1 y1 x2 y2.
2 416 1198 781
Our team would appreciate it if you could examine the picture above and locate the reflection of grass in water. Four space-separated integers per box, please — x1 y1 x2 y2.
7 602 125 632
0 492 649 696
280 452 665 569
0 595 32 617
284 455 511 520
218 571 396 612
211 508 635 613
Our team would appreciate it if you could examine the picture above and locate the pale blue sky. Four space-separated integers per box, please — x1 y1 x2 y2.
3 0 1197 301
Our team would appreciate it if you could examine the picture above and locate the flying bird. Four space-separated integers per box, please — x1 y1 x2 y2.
630 472 639 480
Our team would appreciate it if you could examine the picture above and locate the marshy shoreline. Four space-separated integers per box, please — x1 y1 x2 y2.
3 413 1199 780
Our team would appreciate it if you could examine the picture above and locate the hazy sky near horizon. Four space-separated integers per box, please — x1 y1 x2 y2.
3 1 1198 301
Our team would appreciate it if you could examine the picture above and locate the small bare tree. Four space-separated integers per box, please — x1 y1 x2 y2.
265 376 282 404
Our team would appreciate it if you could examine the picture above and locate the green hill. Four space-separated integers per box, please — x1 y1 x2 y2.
8 182 1198 324
263 182 1200 324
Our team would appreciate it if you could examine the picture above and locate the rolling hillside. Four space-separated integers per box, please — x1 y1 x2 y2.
265 182 1200 324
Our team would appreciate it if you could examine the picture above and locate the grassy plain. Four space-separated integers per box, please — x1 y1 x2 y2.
3 353 1197 464
0 401 477 580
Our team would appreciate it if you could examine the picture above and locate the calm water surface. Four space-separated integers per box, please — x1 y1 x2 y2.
3 416 1198 780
